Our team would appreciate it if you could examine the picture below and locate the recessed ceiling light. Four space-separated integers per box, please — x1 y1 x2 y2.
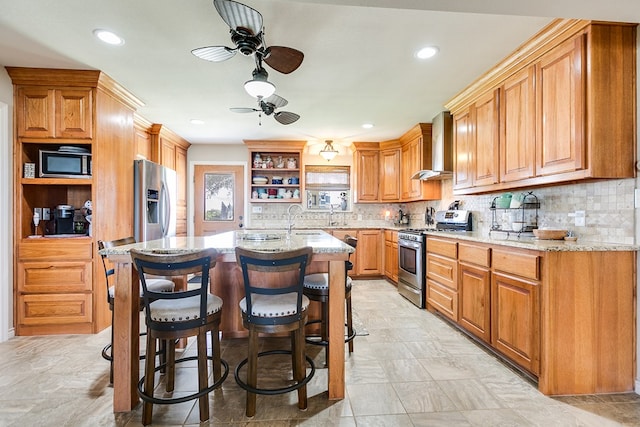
416 46 439 59
362 123 374 129
93 29 125 46
190 119 205 125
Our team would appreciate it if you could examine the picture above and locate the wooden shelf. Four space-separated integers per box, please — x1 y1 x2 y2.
250 198 302 203
22 178 92 185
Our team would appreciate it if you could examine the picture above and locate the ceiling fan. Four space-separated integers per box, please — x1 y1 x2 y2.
192 0 304 75
231 94 300 125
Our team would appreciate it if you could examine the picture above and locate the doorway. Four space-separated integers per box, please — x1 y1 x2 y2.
193 164 246 236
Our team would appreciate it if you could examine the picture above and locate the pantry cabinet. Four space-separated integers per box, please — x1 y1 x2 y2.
447 20 637 194
150 124 190 236
8 67 145 336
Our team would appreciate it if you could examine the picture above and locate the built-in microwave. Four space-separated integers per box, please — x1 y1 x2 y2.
39 149 92 178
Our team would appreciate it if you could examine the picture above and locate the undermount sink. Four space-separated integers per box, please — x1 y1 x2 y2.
238 233 284 241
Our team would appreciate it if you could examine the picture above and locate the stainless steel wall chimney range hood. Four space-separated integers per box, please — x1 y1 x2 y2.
411 111 453 180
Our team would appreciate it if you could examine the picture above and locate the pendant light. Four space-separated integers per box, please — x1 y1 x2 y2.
319 140 339 161
244 67 276 99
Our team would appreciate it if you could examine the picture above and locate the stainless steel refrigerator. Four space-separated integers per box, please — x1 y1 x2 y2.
134 159 177 242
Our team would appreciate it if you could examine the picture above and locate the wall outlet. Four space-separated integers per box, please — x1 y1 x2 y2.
251 206 262 213
635 189 640 208
574 210 586 227
42 207 51 220
34 207 42 219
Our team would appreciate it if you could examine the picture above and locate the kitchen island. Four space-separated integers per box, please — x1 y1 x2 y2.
101 230 353 412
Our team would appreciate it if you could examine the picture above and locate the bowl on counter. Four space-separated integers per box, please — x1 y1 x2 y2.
533 228 568 240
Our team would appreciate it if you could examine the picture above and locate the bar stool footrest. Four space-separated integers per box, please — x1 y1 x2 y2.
304 319 356 346
137 355 229 405
234 349 315 396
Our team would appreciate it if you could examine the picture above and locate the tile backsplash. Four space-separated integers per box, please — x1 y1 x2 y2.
249 178 636 244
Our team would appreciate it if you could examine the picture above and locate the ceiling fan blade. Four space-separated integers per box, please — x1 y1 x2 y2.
263 94 288 109
192 46 237 62
274 111 300 125
214 0 263 35
230 107 258 113
263 46 304 74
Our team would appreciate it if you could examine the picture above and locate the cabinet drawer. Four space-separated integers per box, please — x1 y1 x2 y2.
18 261 93 293
427 278 458 321
19 240 93 261
384 229 398 243
18 293 93 326
493 248 540 280
426 237 457 258
458 243 491 267
426 253 457 289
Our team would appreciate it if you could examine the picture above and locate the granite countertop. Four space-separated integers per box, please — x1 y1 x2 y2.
425 230 639 252
99 229 354 256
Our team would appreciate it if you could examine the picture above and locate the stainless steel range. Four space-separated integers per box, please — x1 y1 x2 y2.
397 228 427 308
397 210 472 308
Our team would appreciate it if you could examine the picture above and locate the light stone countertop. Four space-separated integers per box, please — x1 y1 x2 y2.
425 230 640 252
99 229 354 256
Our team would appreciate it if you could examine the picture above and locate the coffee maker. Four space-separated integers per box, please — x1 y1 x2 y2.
54 205 74 234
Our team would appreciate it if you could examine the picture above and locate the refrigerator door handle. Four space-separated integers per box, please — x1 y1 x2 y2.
161 181 171 237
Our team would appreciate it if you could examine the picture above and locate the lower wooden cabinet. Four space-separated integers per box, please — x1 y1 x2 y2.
383 230 398 283
425 235 634 395
355 229 383 276
16 240 94 335
491 271 540 375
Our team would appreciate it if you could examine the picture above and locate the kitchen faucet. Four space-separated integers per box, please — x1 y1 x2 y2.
286 204 303 234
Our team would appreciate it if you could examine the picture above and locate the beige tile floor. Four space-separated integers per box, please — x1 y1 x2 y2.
1 279 640 426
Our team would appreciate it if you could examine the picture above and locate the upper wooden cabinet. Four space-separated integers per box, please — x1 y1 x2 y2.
500 66 536 182
472 90 500 187
379 142 401 202
352 143 380 202
15 86 93 139
399 124 441 201
447 20 637 194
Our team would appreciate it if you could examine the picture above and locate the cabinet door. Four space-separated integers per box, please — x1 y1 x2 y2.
459 262 491 343
175 146 188 236
400 136 422 200
16 87 55 138
536 34 585 176
55 89 93 138
491 272 540 375
380 148 400 201
356 229 382 276
453 110 473 190
500 66 536 182
473 89 500 187
383 230 398 283
160 138 177 170
355 150 379 201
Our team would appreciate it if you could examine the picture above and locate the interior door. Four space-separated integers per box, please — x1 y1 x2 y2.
194 164 245 235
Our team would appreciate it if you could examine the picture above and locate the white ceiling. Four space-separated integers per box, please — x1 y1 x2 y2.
0 1 637 146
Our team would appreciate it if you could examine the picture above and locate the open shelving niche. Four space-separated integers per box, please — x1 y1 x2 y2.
247 143 304 203
489 191 539 239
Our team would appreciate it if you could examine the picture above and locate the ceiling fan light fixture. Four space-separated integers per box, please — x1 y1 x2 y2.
244 67 276 98
319 140 339 161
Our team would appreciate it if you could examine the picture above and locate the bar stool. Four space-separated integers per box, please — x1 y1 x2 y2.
303 235 357 362
98 237 175 385
234 246 316 418
130 248 229 426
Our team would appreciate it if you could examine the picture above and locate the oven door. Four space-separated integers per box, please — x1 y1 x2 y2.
398 238 424 286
